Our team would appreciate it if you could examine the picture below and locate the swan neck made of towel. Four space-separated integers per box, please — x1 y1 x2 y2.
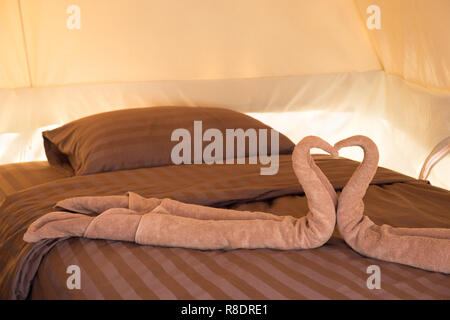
335 135 379 233
291 136 338 248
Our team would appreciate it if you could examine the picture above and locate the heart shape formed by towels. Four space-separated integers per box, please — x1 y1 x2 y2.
334 135 450 274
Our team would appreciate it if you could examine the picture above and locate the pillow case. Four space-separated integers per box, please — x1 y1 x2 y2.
43 106 294 175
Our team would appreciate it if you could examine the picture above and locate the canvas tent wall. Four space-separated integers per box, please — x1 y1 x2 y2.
0 0 449 189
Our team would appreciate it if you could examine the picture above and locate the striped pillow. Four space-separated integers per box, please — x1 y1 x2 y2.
43 106 294 175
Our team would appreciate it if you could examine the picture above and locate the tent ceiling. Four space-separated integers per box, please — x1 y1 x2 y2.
1 1 448 92
356 0 450 93
1 0 381 88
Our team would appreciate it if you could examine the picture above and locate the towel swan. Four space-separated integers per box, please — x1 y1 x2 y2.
335 135 450 273
24 136 338 250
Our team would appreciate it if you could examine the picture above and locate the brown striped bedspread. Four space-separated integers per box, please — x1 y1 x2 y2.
0 162 70 207
0 155 449 299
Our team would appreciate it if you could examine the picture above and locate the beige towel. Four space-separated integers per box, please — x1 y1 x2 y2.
24 136 338 250
335 135 450 273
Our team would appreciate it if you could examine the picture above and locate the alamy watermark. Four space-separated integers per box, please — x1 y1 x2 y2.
366 265 381 290
66 5 81 30
366 5 381 30
66 264 81 290
171 121 280 175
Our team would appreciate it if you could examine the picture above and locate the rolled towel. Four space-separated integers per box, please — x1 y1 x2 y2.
24 136 338 250
335 135 450 273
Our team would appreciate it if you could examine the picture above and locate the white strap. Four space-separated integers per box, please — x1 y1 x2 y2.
419 136 450 180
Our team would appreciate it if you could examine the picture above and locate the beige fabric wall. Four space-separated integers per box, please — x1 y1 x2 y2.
0 71 448 189
381 74 449 190
356 0 450 93
0 1 29 88
354 0 450 188
10 0 450 89
1 0 380 88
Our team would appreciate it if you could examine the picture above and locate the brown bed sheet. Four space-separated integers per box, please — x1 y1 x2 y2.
0 155 449 299
0 161 71 206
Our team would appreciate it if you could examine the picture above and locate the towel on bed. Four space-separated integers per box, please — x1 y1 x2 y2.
335 135 450 274
23 136 339 250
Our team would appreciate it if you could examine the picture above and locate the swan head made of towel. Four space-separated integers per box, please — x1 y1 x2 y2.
334 135 450 274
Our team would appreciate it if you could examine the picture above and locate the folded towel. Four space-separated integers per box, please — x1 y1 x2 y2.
335 135 450 273
23 136 338 250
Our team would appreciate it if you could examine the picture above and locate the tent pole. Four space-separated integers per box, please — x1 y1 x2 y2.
17 0 33 88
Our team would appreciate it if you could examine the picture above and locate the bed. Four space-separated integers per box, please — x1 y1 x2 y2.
0 107 449 300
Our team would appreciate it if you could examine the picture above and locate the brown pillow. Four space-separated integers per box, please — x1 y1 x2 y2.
43 106 294 175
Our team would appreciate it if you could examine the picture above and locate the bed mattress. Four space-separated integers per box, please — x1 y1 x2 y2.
0 155 449 299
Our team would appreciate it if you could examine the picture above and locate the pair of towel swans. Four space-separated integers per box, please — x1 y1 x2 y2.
24 136 450 273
